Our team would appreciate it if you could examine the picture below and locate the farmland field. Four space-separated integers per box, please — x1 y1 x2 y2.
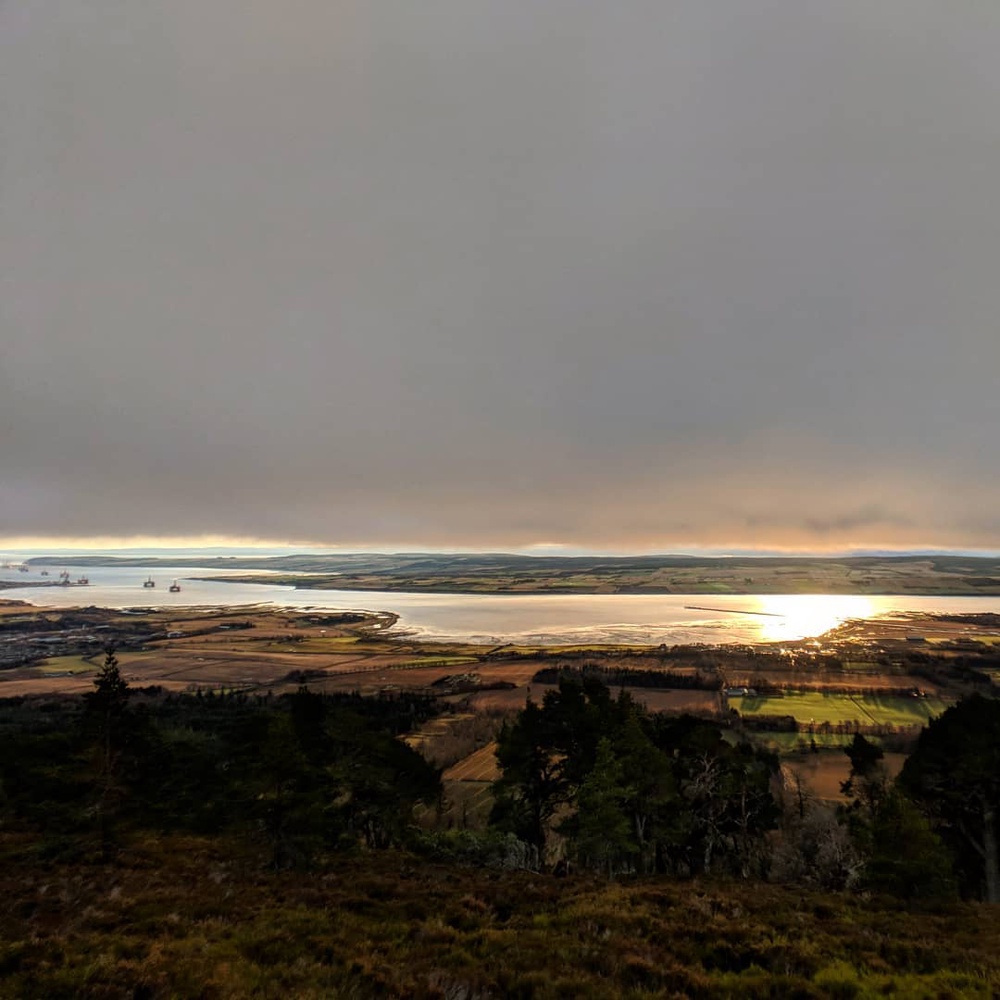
627 689 721 714
37 655 97 675
782 751 908 801
756 731 872 752
723 668 940 693
438 779 494 829
730 691 950 727
403 713 476 752
462 685 551 710
444 741 501 783
462 684 721 715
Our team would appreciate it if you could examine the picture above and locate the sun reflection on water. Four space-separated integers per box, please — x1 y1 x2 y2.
751 595 876 641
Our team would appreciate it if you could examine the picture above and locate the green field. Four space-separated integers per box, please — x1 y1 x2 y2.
37 656 97 675
752 731 869 753
730 691 950 727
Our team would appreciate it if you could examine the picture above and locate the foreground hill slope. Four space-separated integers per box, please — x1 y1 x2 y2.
2 833 997 999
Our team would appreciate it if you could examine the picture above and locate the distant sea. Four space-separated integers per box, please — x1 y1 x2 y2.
2 563 997 645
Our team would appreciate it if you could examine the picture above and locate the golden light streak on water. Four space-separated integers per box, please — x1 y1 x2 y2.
751 595 877 641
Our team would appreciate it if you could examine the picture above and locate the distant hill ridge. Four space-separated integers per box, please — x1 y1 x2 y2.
22 553 1000 595
26 552 1000 570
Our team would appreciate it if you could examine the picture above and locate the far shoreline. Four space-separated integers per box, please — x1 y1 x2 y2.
194 574 1000 598
15 552 1000 598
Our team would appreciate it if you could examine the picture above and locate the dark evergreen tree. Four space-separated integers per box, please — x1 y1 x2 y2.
258 713 318 869
900 694 1000 902
565 738 634 877
83 647 133 859
490 700 566 856
841 734 887 822
339 732 440 850
864 789 956 900
612 710 677 874
648 714 779 877
491 678 779 876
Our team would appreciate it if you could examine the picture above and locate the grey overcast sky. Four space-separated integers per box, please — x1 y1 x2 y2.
3 1 1000 552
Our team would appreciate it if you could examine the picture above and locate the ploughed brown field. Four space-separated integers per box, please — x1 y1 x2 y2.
781 751 908 801
444 741 501 782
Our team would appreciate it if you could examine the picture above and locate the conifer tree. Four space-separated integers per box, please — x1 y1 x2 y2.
569 737 635 877
85 647 132 860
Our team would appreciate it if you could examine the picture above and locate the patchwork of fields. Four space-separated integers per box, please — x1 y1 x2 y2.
5 599 997 822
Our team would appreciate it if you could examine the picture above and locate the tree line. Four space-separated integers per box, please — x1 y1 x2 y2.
531 663 719 690
0 650 440 868
3 651 1000 903
490 673 1000 902
490 673 777 878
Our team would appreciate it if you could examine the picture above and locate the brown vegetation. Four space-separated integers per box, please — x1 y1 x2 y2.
2 832 998 998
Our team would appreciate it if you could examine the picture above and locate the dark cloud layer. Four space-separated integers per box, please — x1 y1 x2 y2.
3 2 1000 550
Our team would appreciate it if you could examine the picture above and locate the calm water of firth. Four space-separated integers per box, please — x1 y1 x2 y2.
3 565 997 645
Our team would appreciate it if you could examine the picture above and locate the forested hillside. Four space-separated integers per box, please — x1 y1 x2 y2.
2 654 1000 996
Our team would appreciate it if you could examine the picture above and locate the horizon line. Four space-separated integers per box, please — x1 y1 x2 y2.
3 540 999 560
